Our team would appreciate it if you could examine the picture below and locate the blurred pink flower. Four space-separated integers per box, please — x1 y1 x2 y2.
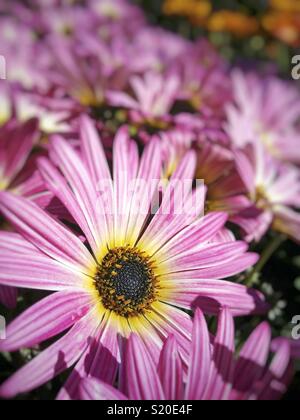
226 70 300 164
233 143 300 242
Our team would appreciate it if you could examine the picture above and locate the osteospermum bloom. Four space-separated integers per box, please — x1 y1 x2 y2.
226 70 300 164
0 79 71 134
107 72 181 126
174 40 232 120
80 308 295 401
0 116 265 399
43 32 130 109
232 143 300 243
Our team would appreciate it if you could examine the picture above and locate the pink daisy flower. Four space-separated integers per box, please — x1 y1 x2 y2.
88 0 145 30
233 143 300 242
0 116 265 399
0 79 71 134
226 70 300 164
175 40 232 119
36 31 131 119
107 72 181 126
80 308 295 401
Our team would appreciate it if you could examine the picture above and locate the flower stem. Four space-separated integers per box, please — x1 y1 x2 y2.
245 234 287 287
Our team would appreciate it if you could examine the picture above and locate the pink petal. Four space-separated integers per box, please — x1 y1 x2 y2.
112 126 139 247
80 115 111 186
49 135 107 255
163 241 249 271
233 149 255 195
0 231 41 255
231 322 272 399
185 309 211 400
0 291 93 352
158 335 184 400
0 253 86 291
139 151 201 253
38 157 101 252
3 118 39 182
125 334 165 400
162 277 268 316
149 302 193 364
80 378 128 401
204 307 235 400
254 340 292 400
0 192 93 273
156 212 228 259
125 138 162 244
57 313 120 400
0 310 99 399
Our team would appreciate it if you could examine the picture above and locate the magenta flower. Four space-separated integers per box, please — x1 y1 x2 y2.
232 143 300 242
107 72 181 125
88 0 145 29
131 27 190 72
0 116 265 399
80 308 295 401
226 70 300 164
175 40 232 119
0 79 71 134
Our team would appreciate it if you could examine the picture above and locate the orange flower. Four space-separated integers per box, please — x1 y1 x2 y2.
270 0 300 13
163 0 212 22
262 11 300 47
207 10 259 37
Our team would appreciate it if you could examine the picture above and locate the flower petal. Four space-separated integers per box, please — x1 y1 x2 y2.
0 192 94 273
162 241 249 271
49 135 108 255
0 310 99 399
231 322 271 399
80 378 128 401
125 138 162 245
185 309 211 400
57 312 119 400
3 118 39 183
125 334 165 400
0 253 87 291
254 340 292 400
112 126 139 247
161 278 267 316
0 291 93 352
204 307 235 400
156 212 228 260
38 157 102 254
158 335 184 400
